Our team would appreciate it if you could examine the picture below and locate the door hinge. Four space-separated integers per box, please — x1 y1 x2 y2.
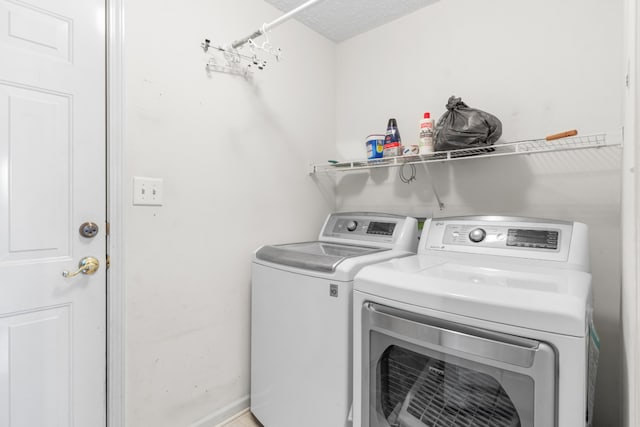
106 255 111 270
105 222 110 236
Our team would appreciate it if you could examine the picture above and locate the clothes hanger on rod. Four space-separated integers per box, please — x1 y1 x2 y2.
202 0 326 75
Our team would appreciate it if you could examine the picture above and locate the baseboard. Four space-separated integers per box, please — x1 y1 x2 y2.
214 407 251 427
188 395 250 427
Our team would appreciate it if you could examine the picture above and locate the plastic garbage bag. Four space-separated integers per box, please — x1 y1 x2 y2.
434 96 502 151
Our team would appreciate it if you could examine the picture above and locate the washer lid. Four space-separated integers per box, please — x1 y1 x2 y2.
354 255 592 337
256 241 388 273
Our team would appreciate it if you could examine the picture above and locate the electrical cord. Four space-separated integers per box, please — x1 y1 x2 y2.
399 164 416 184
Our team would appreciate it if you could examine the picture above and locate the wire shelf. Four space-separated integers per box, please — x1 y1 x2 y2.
310 132 620 175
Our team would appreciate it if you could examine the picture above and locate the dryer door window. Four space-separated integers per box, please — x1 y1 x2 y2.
361 303 557 427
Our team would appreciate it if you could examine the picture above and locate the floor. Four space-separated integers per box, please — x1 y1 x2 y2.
221 411 263 427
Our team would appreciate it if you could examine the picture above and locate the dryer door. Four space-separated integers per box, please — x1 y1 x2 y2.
360 303 557 427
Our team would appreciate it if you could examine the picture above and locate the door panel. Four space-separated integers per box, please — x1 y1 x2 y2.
0 0 71 61
0 82 70 261
0 306 71 427
0 0 106 424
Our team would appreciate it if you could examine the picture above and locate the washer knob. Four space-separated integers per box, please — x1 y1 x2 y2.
346 220 358 232
469 228 487 243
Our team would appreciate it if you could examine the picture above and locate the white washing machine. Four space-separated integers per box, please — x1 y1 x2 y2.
353 216 600 427
251 212 419 427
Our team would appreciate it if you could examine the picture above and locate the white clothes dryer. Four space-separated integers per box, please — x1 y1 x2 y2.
251 212 419 427
353 216 599 427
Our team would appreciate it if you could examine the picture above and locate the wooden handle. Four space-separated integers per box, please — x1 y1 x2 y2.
546 129 578 141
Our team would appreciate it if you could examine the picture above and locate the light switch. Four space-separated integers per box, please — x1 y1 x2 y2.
133 176 164 206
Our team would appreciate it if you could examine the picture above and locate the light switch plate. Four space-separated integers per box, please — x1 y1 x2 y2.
133 176 163 206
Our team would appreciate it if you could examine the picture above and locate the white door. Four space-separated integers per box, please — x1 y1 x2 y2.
0 0 106 425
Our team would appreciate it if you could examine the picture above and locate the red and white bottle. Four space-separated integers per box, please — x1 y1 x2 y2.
418 112 435 154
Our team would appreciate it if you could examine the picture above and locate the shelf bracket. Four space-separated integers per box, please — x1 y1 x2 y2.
421 162 445 211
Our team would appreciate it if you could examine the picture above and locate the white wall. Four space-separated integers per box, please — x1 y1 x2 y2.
621 0 639 425
121 0 629 425
334 1 624 426
123 1 335 426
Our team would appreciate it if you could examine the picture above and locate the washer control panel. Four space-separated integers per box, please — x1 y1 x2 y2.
331 217 397 237
320 212 419 251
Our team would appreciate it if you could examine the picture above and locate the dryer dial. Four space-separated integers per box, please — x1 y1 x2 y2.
469 228 487 243
346 220 358 232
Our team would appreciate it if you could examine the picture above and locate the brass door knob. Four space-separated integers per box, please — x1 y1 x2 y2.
62 257 100 278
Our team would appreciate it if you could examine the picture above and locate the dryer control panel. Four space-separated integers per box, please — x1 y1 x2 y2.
420 216 588 266
443 224 559 250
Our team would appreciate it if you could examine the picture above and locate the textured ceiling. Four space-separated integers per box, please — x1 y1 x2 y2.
263 0 441 42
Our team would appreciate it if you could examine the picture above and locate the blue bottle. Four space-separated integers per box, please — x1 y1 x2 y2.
383 118 402 157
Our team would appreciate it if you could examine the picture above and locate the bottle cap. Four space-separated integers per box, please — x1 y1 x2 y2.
424 112 431 119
